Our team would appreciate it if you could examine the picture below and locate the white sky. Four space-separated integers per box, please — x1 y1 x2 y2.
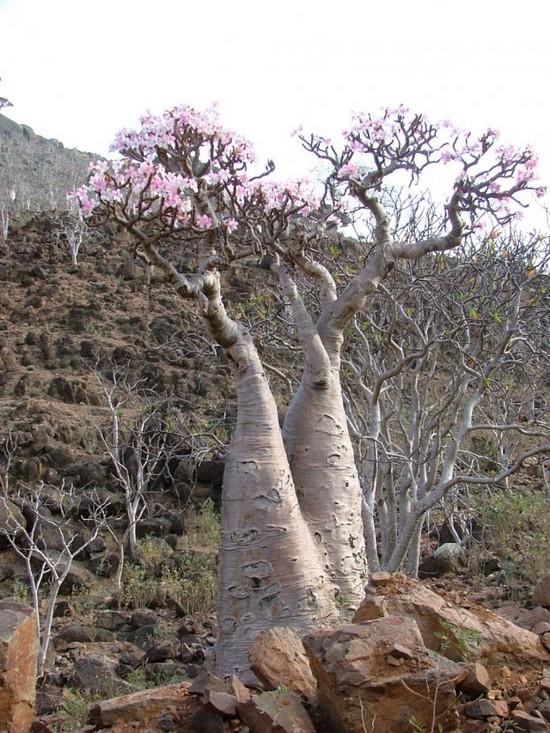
1 0 550 219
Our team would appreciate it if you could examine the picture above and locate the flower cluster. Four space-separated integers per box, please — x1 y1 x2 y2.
70 104 322 244
305 107 546 228
249 178 321 216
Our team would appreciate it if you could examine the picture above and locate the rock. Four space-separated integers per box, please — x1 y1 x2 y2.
512 709 550 732
370 571 392 586
418 542 466 579
354 574 550 668
248 626 317 701
457 662 491 697
0 599 39 733
53 624 116 646
129 608 158 629
350 593 387 620
116 260 143 281
238 689 316 733
29 553 96 594
0 563 14 581
135 516 173 539
533 623 550 636
538 701 550 722
143 637 182 663
534 576 550 607
304 615 464 733
512 606 550 631
124 625 158 649
93 610 129 632
86 683 202 729
70 654 134 697
465 698 509 718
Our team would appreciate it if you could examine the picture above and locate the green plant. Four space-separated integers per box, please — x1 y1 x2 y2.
185 498 220 549
135 535 173 574
80 426 99 455
115 562 159 609
162 550 218 617
476 487 550 591
55 687 105 732
125 667 150 689
126 665 185 689
434 618 482 662
115 543 218 616
12 577 31 604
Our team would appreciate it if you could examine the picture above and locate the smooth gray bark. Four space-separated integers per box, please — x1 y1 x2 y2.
216 333 339 681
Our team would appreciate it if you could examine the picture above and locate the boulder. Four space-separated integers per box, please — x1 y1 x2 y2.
86 683 203 729
248 626 317 701
237 688 316 733
0 599 39 733
534 576 550 608
418 542 466 578
70 654 134 698
353 574 550 668
304 615 465 733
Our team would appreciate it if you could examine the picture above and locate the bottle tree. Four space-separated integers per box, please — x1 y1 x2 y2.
72 104 545 680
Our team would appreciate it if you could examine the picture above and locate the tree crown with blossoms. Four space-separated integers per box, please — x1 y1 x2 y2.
71 103 546 275
299 105 546 232
70 104 321 267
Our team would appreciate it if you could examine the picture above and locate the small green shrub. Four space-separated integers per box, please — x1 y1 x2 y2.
12 577 31 605
115 562 159 609
55 687 104 732
162 564 217 617
135 535 173 574
477 488 550 588
185 497 220 549
115 546 217 616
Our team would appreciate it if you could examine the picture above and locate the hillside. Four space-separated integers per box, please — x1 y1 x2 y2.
0 112 95 214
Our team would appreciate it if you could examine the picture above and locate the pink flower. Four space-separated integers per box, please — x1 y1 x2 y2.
339 162 359 177
195 214 213 228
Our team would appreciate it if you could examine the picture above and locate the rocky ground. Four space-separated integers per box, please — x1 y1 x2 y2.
1 214 550 733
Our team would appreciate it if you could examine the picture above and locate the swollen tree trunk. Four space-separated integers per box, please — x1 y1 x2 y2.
216 333 339 681
283 375 368 611
137 246 340 682
186 269 338 682
274 262 368 610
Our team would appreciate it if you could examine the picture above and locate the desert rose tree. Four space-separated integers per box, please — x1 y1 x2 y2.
71 104 545 680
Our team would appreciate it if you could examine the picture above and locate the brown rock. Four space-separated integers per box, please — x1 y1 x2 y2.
304 615 464 733
466 699 509 718
370 571 392 586
248 626 317 701
237 689 316 733
512 606 550 630
538 701 550 722
388 642 415 660
353 575 550 667
86 683 200 728
534 577 550 608
457 662 491 698
353 593 388 621
533 623 550 636
0 599 39 733
512 709 550 732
